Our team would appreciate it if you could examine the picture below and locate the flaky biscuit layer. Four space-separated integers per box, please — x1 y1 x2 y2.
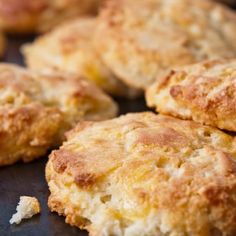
96 0 236 89
0 0 100 33
0 64 117 165
146 59 236 132
47 112 236 236
23 17 141 98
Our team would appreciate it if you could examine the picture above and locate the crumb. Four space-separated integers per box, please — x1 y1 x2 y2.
9 196 41 224
46 112 236 235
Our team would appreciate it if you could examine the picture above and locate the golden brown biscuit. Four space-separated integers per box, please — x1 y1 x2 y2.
146 59 236 132
46 112 236 236
22 17 141 98
95 0 236 89
0 64 117 166
0 0 101 33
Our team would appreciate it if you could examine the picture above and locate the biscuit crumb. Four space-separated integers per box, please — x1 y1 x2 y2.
9 196 41 224
46 112 236 235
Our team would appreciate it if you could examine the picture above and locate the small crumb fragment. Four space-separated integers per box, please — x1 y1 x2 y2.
9 196 41 224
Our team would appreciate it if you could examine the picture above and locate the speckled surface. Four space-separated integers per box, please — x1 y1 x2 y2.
0 35 147 236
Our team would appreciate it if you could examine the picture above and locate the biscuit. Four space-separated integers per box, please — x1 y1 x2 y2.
95 0 236 89
0 64 117 166
146 59 236 132
46 112 236 236
0 0 101 33
22 17 141 98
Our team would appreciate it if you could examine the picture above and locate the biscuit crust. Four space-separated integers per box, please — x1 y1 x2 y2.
0 0 100 33
0 64 117 166
46 112 236 236
23 17 141 98
95 0 236 89
146 59 236 132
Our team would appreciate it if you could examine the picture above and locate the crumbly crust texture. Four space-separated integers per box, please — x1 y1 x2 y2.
46 112 236 236
0 0 100 33
95 0 236 89
146 59 236 132
0 64 117 166
23 17 141 98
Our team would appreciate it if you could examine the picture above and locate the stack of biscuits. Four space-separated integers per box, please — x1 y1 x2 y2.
2 0 236 235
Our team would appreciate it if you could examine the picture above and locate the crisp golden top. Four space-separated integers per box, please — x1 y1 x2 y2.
96 0 236 89
146 59 236 132
0 63 117 123
0 64 117 165
0 0 100 33
49 112 236 236
23 17 140 98
0 0 47 15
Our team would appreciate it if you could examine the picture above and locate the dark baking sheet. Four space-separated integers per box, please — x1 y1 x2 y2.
0 36 148 236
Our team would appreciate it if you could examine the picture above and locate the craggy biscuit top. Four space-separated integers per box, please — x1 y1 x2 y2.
0 64 117 166
0 0 93 15
96 0 236 89
47 112 236 236
0 0 100 33
0 0 47 15
23 17 140 98
0 64 117 124
146 59 236 132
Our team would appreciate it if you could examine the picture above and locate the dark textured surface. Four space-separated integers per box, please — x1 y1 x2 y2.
0 35 148 236
0 158 87 236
